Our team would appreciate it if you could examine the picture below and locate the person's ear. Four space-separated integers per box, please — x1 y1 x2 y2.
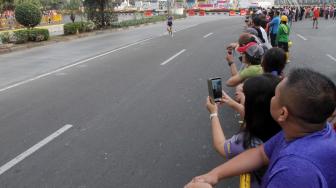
278 106 289 122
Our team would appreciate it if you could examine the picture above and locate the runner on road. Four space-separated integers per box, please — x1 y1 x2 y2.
167 15 173 36
313 7 319 29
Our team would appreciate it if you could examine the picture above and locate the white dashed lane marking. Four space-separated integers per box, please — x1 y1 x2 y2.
160 49 186 66
0 124 73 176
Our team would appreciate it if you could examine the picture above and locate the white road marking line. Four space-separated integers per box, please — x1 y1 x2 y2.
175 24 199 32
326 54 336 62
203 32 213 38
54 72 67 76
296 34 307 41
0 124 73 176
160 49 186 66
0 38 153 93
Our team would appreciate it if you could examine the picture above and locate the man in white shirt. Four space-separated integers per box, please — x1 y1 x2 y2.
252 16 271 47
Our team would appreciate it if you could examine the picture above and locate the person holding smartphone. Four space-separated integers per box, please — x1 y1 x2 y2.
186 68 336 188
226 42 264 87
203 74 282 188
167 15 173 36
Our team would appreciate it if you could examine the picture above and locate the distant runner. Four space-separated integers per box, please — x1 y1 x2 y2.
313 7 319 29
167 15 173 36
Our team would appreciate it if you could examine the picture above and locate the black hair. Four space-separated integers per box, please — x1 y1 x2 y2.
252 16 261 26
242 74 281 149
258 14 267 29
238 33 253 46
261 47 286 76
254 27 265 43
245 53 261 65
283 68 336 124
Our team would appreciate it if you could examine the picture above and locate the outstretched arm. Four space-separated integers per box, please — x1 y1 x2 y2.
187 145 269 186
205 97 226 157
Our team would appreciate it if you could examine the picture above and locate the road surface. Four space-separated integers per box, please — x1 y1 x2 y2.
0 15 335 187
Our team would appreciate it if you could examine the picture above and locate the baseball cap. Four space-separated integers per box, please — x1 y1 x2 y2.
237 42 264 59
238 33 253 46
245 27 258 36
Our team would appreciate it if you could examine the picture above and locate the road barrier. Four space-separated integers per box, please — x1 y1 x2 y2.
186 11 233 17
144 10 153 17
229 11 236 16
188 10 195 16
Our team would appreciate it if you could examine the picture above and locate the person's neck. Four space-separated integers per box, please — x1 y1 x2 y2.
283 121 326 141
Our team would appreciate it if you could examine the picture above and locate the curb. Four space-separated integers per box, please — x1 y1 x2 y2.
0 17 186 55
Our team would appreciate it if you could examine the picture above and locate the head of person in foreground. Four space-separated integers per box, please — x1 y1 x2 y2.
271 68 336 136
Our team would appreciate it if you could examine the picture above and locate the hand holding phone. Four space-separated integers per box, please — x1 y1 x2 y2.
206 96 218 114
226 46 233 54
226 52 234 64
207 78 222 104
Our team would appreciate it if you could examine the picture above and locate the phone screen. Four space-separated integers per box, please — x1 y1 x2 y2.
211 78 222 102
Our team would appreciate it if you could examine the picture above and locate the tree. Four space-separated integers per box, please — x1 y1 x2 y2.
0 0 14 10
15 3 42 28
64 0 81 10
84 0 117 28
1 0 42 10
40 0 64 9
14 0 42 8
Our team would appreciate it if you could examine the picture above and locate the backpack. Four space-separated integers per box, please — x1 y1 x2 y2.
251 35 272 53
253 27 266 43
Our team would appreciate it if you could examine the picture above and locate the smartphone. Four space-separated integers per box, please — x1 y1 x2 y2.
207 78 222 103
226 46 233 55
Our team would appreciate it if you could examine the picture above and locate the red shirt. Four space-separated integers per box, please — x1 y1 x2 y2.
313 9 319 18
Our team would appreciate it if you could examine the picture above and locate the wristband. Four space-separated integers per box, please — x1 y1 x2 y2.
228 61 234 66
210 113 218 120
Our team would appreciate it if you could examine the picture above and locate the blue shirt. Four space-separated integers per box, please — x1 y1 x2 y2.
269 16 280 34
262 123 336 188
167 16 173 23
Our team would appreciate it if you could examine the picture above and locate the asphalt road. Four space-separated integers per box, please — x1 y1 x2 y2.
0 15 335 188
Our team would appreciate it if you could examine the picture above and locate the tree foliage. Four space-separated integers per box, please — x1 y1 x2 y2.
15 3 42 28
14 0 42 8
64 0 81 10
84 0 117 28
0 0 15 10
1 0 68 10
40 0 64 9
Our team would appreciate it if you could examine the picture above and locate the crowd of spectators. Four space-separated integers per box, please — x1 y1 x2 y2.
185 7 336 188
